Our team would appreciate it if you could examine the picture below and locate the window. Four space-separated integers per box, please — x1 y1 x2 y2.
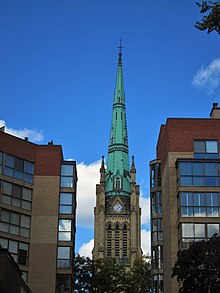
59 193 72 214
106 224 112 257
153 274 163 293
58 219 72 241
152 245 163 269
0 209 31 238
180 223 220 249
0 152 2 174
152 218 163 242
151 192 162 216
115 224 120 257
3 153 34 183
115 176 121 189
56 274 71 293
57 247 71 269
178 161 220 186
61 164 74 188
150 162 161 188
0 237 29 266
1 181 32 210
180 192 219 217
122 224 128 257
194 140 218 158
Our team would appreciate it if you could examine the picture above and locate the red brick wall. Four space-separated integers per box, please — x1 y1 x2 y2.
0 131 63 176
157 118 220 165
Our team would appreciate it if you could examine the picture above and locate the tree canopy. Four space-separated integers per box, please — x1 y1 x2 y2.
172 234 220 293
73 255 151 293
195 1 220 34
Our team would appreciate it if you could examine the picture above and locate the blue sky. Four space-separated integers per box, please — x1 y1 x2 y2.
1 0 220 256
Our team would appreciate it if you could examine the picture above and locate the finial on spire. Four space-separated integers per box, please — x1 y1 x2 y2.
117 38 124 53
117 38 124 65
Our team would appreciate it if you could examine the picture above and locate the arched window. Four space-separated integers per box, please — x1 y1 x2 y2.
107 224 112 258
115 176 121 190
123 224 128 257
115 224 120 257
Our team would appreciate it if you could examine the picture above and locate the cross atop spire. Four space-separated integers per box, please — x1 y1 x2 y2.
117 39 124 65
117 38 124 52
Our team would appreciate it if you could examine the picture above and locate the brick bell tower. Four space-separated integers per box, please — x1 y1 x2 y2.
93 46 142 267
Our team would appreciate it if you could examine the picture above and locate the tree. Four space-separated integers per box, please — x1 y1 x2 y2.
172 234 220 293
125 256 151 293
73 255 93 292
195 1 220 34
73 255 151 292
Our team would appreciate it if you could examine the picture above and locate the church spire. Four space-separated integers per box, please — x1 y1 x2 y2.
105 45 130 196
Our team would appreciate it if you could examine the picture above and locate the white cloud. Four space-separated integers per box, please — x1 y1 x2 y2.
140 194 150 225
141 229 151 256
0 120 44 142
76 160 101 228
78 239 94 258
192 58 220 94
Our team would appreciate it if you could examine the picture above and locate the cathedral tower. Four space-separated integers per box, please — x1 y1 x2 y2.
93 48 142 266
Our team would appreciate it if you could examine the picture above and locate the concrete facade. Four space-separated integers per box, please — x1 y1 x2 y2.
0 130 77 292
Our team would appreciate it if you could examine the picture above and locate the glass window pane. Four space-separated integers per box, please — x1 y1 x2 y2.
57 247 70 259
181 193 193 206
3 182 12 195
0 238 8 248
1 210 10 222
59 206 72 214
59 219 71 232
195 224 205 238
13 185 22 198
14 170 23 180
181 207 193 217
10 213 19 225
194 141 205 153
60 193 72 204
5 155 14 167
192 163 204 176
182 223 194 237
22 188 32 201
20 228 29 238
24 174 33 184
61 165 73 176
206 193 218 206
194 193 205 206
206 141 218 153
179 162 192 175
207 224 219 238
14 158 24 171
4 167 13 177
60 177 73 188
22 201 31 210
21 215 31 228
193 177 204 186
205 177 217 186
0 222 9 233
58 232 71 241
205 163 216 176
0 152 2 163
207 207 219 217
180 176 193 186
194 207 206 217
24 161 34 174
12 198 21 208
10 225 19 235
9 240 18 253
2 195 11 205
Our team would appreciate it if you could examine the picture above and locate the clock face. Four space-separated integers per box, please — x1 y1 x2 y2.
113 203 122 213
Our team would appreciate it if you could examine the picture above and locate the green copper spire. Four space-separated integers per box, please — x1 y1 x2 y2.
105 47 130 196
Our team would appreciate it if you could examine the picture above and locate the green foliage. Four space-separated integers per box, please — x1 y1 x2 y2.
172 234 220 293
195 1 220 34
73 255 151 293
